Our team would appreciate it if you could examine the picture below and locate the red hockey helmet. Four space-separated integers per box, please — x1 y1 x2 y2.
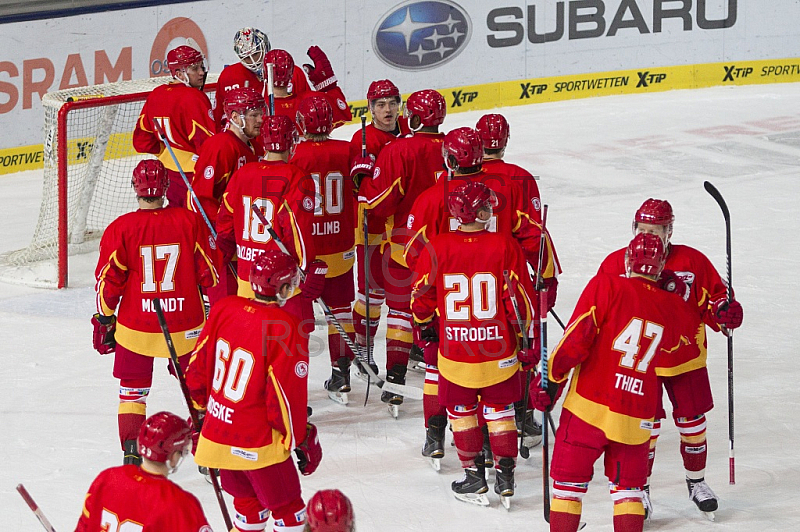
132 159 169 197
476 113 510 151
367 79 400 102
633 198 674 242
297 94 333 135
403 89 446 129
224 87 266 118
261 115 297 152
443 127 483 170
250 250 300 298
166 45 204 77
448 181 498 224
137 411 192 463
626 232 667 278
306 489 355 532
234 27 270 76
265 49 294 88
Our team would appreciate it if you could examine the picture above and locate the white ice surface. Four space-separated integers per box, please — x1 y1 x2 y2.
1 83 799 531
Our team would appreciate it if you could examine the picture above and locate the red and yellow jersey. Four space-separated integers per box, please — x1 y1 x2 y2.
404 170 560 277
185 295 309 470
481 158 542 223
358 132 446 264
75 465 210 532
550 274 704 445
95 207 219 357
411 229 536 389
191 130 260 226
347 119 410 246
132 83 215 173
290 138 355 277
216 159 314 296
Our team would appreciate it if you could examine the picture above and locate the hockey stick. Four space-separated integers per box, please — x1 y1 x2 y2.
152 298 233 531
266 62 275 116
536 204 553 523
360 115 374 404
502 269 532 460
704 180 736 485
248 203 422 401
17 484 57 532
549 309 566 331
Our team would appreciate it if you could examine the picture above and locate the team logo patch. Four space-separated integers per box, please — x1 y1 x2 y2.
532 198 541 211
499 356 517 369
208 235 217 250
337 98 347 110
373 0 472 71
231 447 259 461
208 109 214 120
640 420 655 430
295 361 309 378
302 197 314 212
185 329 201 340
203 166 214 180
407 214 415 228
373 167 381 179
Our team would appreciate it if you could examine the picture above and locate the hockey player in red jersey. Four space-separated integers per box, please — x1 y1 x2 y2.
267 49 351 133
290 94 357 403
75 412 211 531
597 198 744 518
411 181 538 508
213 27 311 129
357 89 447 415
533 233 705 532
186 251 322 532
305 489 355 532
475 113 543 223
348 79 411 388
93 160 218 464
133 45 215 208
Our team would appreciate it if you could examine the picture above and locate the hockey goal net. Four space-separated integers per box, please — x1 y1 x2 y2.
0 74 218 288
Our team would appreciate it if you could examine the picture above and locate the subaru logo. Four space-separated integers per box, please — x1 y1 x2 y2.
373 1 472 71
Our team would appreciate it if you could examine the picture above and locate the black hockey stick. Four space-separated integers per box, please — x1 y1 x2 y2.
17 484 57 532
536 205 553 523
549 309 566 331
361 115 373 405
248 203 422 401
704 180 736 485
503 269 533 461
152 298 233 530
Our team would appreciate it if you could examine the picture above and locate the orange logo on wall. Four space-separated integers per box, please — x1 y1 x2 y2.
149 17 208 77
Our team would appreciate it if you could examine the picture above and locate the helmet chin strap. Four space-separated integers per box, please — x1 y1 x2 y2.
174 70 192 88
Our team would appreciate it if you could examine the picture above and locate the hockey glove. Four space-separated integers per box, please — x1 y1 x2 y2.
517 346 540 370
414 318 439 347
350 154 376 190
529 373 563 413
295 422 322 476
303 46 337 91
91 313 117 354
712 298 743 330
657 269 690 302
541 276 558 312
300 260 328 300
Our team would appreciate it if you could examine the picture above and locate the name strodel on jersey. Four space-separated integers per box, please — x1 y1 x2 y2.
373 0 472 71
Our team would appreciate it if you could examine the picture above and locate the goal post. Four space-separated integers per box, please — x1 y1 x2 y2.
0 74 218 289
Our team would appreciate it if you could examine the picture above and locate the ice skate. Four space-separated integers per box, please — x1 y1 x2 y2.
324 357 351 405
452 456 489 506
494 457 515 510
687 478 718 521
422 415 446 471
516 406 542 456
409 344 426 372
643 484 653 521
354 347 379 383
123 439 141 466
381 364 407 419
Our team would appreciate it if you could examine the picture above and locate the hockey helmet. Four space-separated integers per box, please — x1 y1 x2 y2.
264 49 294 88
132 159 169 198
476 113 510 151
633 198 674 242
234 27 270 76
261 115 297 152
306 489 355 532
448 181 498 225
297 94 333 135
367 79 401 102
166 45 205 77
443 127 483 171
626 232 667 278
223 87 266 118
137 411 192 463
250 250 300 298
403 89 446 130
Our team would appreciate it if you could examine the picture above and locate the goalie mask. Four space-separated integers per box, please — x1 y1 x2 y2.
234 27 270 78
132 159 169 198
476 113 510 151
625 232 667 278
403 89 446 131
442 127 483 172
448 181 498 225
306 489 355 532
633 198 674 244
250 250 300 303
297 94 333 136
264 49 294 89
137 412 191 471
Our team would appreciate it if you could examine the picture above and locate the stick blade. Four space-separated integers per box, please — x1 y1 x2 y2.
703 181 730 221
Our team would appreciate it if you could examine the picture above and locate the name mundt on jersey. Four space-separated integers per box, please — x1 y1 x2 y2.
373 0 472 71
